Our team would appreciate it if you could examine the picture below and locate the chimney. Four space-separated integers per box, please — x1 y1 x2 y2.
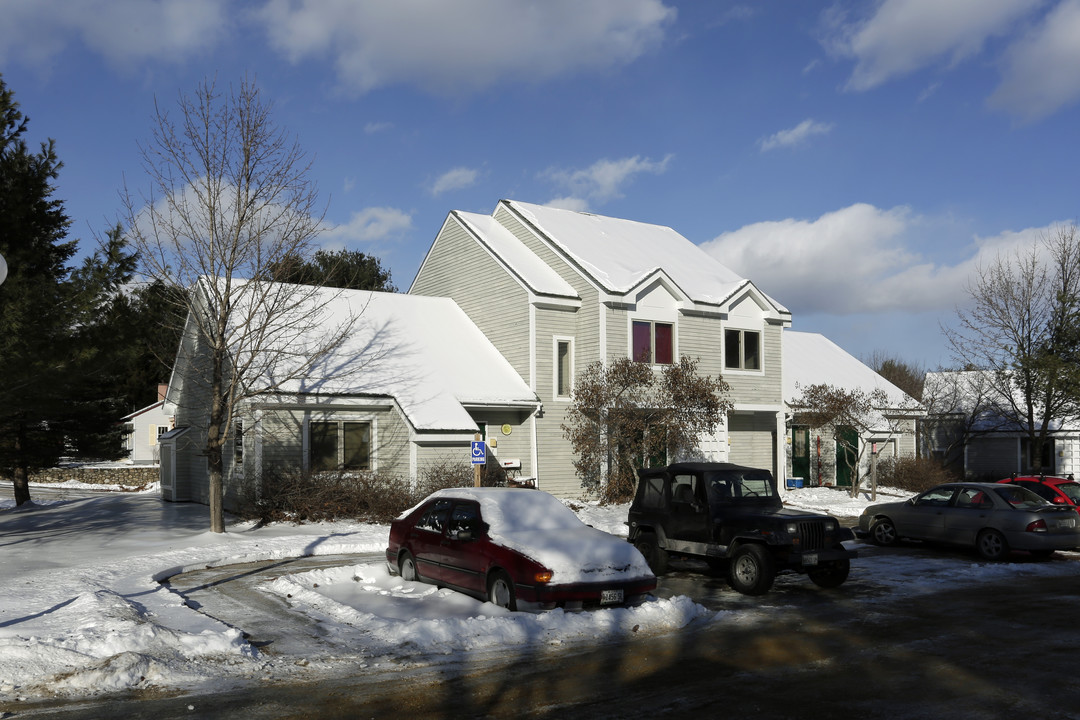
158 383 168 402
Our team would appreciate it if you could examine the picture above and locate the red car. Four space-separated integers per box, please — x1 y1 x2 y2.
386 487 656 611
997 475 1080 514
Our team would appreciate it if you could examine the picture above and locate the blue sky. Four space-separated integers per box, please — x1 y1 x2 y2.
3 0 1079 370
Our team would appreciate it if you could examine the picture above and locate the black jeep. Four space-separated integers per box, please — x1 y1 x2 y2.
627 462 857 595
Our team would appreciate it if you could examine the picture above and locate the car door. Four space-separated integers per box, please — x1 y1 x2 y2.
940 487 995 544
438 501 488 594
406 498 453 582
900 486 956 540
665 472 709 545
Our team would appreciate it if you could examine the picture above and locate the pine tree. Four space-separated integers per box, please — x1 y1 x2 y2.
0 74 76 505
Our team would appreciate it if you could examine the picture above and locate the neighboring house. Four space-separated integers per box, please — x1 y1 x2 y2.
784 332 923 487
160 283 540 510
120 384 173 464
410 199 792 495
923 370 1080 479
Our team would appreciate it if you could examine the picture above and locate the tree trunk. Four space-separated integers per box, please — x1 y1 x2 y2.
13 421 31 506
208 445 225 533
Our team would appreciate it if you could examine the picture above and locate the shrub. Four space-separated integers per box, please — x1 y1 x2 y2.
248 456 488 525
875 456 957 494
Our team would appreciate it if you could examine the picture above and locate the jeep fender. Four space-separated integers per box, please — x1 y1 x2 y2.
630 524 670 547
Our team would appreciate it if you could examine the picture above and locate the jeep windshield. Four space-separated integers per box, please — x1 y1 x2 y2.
704 469 778 504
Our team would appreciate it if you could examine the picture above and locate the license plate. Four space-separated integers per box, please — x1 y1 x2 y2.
600 589 624 605
1058 518 1076 528
803 553 819 567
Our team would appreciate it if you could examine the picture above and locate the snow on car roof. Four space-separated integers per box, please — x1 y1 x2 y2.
429 487 653 583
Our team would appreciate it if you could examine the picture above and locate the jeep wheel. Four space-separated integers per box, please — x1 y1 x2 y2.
634 532 669 575
807 548 850 589
727 544 775 595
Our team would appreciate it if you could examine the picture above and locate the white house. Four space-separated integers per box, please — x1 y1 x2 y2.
160 282 540 509
120 385 173 464
923 369 1080 479
783 332 923 487
411 199 792 494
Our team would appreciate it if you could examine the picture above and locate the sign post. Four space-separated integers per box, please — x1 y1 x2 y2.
471 433 485 487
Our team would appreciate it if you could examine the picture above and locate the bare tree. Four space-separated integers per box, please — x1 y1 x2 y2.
920 370 1015 474
864 350 925 401
944 224 1080 474
562 356 731 503
791 383 906 498
124 78 357 532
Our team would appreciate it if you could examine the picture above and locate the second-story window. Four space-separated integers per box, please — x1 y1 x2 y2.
725 329 761 370
632 321 673 365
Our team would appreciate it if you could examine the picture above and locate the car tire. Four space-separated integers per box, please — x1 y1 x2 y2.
976 529 1009 561
870 517 898 546
727 544 775 595
398 549 418 581
633 532 669 575
807 546 850 589
487 570 517 611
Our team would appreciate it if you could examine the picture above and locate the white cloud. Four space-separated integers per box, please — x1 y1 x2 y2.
988 0 1080 120
759 119 834 152
542 154 672 210
0 0 226 68
322 207 413 245
363 121 393 135
701 203 1061 316
257 0 675 95
430 167 479 196
823 0 1041 92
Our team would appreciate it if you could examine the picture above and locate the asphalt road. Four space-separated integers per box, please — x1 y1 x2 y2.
11 542 1080 719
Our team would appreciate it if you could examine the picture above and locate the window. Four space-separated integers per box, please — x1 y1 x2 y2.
417 499 452 533
554 337 574 398
632 321 673 364
149 425 168 446
309 420 371 471
724 329 761 370
233 420 244 470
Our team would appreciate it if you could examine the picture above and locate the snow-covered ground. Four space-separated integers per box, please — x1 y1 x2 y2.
0 479 1076 703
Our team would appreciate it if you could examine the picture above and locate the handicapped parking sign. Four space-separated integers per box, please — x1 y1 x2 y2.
471 440 486 465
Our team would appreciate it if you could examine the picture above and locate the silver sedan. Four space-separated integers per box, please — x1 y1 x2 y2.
859 482 1080 560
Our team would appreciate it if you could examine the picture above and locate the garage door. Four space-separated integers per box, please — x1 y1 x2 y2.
727 413 775 475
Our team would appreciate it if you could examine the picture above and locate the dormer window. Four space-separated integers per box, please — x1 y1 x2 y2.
633 321 673 365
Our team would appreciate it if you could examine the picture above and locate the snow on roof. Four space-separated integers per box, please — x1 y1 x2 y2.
453 211 578 299
120 400 165 421
504 200 787 312
783 331 920 411
923 369 1071 431
214 282 537 432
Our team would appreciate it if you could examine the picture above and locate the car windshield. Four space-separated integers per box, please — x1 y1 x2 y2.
705 470 777 501
992 485 1049 510
1057 482 1080 503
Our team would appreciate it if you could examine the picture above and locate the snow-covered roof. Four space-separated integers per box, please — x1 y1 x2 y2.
201 281 537 432
783 331 921 412
923 369 1075 432
504 200 789 313
121 400 166 421
453 211 578 299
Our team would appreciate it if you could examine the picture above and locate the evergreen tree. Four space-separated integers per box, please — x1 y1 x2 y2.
268 248 397 292
0 77 138 505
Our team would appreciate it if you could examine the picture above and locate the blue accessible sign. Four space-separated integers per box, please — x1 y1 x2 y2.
470 440 486 465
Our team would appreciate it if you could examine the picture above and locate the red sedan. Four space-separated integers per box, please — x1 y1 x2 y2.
386 487 656 611
998 475 1080 514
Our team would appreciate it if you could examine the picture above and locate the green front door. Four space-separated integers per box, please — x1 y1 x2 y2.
835 427 859 488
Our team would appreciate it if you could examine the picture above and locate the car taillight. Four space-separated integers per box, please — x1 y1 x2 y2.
1026 519 1048 532
534 571 553 584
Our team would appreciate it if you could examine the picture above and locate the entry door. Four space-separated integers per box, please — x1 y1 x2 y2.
791 427 810 482
835 427 859 488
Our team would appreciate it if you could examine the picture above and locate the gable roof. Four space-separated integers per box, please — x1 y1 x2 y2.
783 331 921 413
452 211 578 299
183 280 537 433
923 369 1077 432
502 200 789 315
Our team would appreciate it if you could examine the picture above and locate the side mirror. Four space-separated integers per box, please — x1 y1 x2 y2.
1052 496 1067 505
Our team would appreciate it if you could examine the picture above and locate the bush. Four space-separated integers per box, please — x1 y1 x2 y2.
875 456 957 494
248 456 490 525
